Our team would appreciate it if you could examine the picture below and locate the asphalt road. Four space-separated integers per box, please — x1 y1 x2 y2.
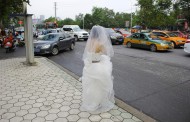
0 42 190 122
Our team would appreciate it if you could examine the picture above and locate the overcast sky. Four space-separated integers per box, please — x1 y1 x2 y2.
28 0 138 20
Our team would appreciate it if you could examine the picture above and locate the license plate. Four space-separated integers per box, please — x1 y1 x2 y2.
34 48 40 52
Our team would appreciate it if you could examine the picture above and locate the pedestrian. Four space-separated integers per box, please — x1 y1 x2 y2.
80 25 115 113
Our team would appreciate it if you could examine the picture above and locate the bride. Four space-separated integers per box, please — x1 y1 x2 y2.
80 25 115 113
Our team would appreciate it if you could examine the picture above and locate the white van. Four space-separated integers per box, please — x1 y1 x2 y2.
62 25 89 41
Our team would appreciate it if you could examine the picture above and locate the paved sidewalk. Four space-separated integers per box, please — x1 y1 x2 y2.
0 57 142 122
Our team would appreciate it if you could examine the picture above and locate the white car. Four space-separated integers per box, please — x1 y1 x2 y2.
62 25 89 41
184 39 190 53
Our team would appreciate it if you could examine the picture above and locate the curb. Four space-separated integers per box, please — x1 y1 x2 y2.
42 57 157 122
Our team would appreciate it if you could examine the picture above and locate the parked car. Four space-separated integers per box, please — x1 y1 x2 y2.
152 31 186 48
105 28 124 44
123 33 173 52
62 25 89 41
172 31 188 39
34 33 75 55
115 29 131 38
184 39 190 54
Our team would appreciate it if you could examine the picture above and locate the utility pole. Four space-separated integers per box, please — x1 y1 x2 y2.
130 1 133 29
83 17 84 29
54 2 57 23
23 2 35 65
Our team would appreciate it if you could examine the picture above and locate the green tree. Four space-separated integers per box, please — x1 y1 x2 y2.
174 0 190 26
44 17 56 22
0 0 30 28
91 7 115 28
62 18 76 25
75 13 84 28
136 0 175 29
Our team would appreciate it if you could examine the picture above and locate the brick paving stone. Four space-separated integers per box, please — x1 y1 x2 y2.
10 116 23 122
60 106 71 111
21 105 32 110
48 108 60 114
57 111 69 117
0 109 8 116
40 105 51 111
123 119 137 122
51 103 62 109
16 110 28 116
121 112 133 119
69 108 80 114
67 115 80 121
29 96 39 100
32 103 43 108
77 118 91 122
23 114 36 120
8 99 19 104
9 106 20 112
109 109 122 116
2 112 15 120
45 114 58 121
32 117 45 122
0 119 9 122
100 119 114 122
28 108 40 114
89 115 102 121
25 100 35 105
0 101 7 105
0 58 143 122
2 103 13 109
19 98 30 102
36 111 48 117
78 112 91 118
55 118 68 122
100 113 112 118
70 103 80 109
36 98 46 103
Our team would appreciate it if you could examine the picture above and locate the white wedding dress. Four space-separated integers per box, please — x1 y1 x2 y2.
80 52 115 113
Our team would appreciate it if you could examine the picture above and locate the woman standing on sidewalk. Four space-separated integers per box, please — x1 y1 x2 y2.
80 25 115 113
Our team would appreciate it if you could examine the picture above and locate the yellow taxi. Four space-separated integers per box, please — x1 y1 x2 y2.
151 31 186 48
123 33 173 52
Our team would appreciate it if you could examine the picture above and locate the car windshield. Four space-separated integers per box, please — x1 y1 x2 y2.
41 34 58 41
106 29 115 33
147 34 162 40
73 27 81 31
166 32 178 37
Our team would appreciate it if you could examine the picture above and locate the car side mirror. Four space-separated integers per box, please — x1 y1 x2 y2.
164 35 169 38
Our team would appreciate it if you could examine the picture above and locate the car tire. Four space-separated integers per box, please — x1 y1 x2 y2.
171 41 176 48
74 36 78 41
126 42 132 48
5 48 9 53
51 46 59 55
84 38 88 41
150 44 157 52
70 43 74 50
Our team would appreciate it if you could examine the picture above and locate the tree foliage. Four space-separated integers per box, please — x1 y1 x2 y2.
0 0 30 28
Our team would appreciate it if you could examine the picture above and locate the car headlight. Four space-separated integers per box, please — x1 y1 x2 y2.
177 40 182 42
111 36 117 39
161 43 166 46
41 44 51 49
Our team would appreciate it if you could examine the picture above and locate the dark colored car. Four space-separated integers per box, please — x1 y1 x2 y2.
105 28 124 44
34 33 75 55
